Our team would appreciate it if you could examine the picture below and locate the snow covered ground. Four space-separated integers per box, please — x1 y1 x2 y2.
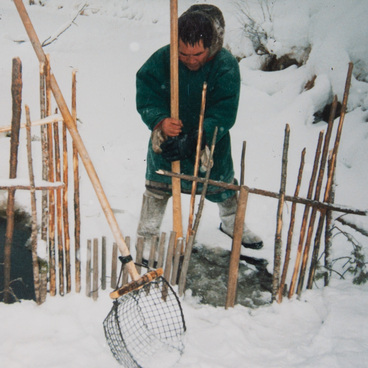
1 0 368 367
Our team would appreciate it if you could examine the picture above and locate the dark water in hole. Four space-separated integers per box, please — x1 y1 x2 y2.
186 245 273 308
0 213 35 303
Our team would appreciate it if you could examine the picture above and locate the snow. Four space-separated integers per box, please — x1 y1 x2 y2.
1 0 368 367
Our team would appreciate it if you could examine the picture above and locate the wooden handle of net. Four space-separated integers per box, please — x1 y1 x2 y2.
110 269 164 299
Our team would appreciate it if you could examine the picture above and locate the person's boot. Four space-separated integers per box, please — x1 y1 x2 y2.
218 194 263 249
136 189 170 264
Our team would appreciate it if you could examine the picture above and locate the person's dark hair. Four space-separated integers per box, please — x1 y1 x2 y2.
178 4 225 57
178 11 213 49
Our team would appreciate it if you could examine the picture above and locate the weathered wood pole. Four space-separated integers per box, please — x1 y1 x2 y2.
170 0 183 240
3 57 22 304
272 124 289 302
277 148 305 302
288 132 323 298
225 186 249 309
54 120 65 296
71 69 81 292
62 122 71 293
25 105 41 304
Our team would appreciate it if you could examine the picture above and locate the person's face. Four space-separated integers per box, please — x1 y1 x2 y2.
178 39 210 71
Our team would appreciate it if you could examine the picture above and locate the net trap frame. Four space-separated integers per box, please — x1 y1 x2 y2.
104 268 186 367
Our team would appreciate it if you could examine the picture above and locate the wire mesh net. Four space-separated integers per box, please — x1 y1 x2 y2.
103 276 186 367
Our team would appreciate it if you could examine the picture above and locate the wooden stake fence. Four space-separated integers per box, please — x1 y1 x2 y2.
1 57 81 303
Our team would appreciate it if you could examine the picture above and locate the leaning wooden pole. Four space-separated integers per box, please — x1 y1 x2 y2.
14 0 140 281
3 57 22 304
288 132 323 298
25 105 41 304
187 82 207 241
272 124 290 302
170 0 183 240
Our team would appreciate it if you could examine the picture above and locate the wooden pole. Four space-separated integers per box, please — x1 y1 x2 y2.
240 141 246 186
288 132 323 298
272 124 290 302
277 148 305 302
45 57 57 296
0 113 62 133
92 238 99 300
3 57 22 304
54 120 65 296
170 0 183 239
111 242 118 289
157 170 367 216
101 236 106 290
71 70 81 292
122 237 130 286
25 105 41 304
39 62 49 247
187 82 207 241
14 0 140 281
86 239 91 297
225 186 249 309
62 122 71 293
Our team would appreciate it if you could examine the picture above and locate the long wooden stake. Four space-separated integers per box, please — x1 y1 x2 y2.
288 131 324 298
25 105 41 304
45 57 57 296
14 0 140 281
187 82 207 241
71 70 81 292
3 57 22 304
272 124 290 302
170 0 183 239
277 148 306 302
86 239 91 297
39 62 49 246
54 120 65 296
225 186 249 309
62 122 71 293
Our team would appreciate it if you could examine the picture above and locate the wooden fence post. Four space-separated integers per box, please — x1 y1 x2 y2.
225 186 249 309
86 239 91 297
3 57 22 304
92 238 99 300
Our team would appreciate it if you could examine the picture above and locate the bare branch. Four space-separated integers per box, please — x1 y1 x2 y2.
42 4 88 47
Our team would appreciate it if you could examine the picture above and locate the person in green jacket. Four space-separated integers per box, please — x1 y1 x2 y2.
136 4 262 261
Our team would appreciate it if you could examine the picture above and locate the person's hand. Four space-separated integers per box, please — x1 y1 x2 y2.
161 118 183 137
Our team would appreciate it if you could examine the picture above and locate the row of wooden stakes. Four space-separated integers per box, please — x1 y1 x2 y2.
85 233 194 301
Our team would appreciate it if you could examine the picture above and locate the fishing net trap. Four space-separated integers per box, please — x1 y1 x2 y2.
103 268 186 367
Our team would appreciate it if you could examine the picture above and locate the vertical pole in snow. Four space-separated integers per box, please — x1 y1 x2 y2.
170 0 183 240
